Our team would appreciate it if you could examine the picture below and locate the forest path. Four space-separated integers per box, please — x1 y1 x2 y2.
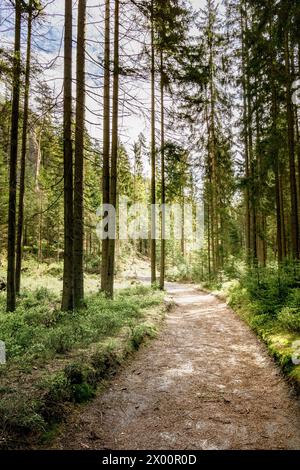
52 282 300 450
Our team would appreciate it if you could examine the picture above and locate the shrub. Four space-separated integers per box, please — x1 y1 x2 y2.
0 396 46 435
64 363 96 403
85 255 101 274
71 382 95 403
44 263 63 277
45 326 75 354
130 324 156 350
277 307 300 333
0 281 163 446
285 288 300 308
0 284 162 366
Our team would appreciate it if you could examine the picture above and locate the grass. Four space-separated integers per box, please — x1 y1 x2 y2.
0 258 100 295
218 269 300 391
0 284 162 367
0 261 165 448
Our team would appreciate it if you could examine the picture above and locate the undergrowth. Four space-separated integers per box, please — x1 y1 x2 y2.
0 283 164 447
0 284 162 367
222 264 300 388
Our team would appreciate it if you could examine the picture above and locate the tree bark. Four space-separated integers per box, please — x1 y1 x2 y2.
107 0 119 298
254 78 266 266
16 1 33 295
269 14 283 262
208 35 217 275
101 0 111 293
204 91 212 277
240 8 251 265
207 202 211 276
150 0 156 285
6 0 21 312
284 29 299 259
159 50 165 290
74 0 86 308
244 13 257 264
61 0 74 311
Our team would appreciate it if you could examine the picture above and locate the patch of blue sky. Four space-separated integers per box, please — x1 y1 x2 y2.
32 24 63 55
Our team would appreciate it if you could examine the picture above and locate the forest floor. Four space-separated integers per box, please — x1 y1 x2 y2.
48 281 300 450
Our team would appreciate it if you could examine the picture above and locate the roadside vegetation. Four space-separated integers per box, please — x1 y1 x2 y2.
0 260 164 448
225 265 300 390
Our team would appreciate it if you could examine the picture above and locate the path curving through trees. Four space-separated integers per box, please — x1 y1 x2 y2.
52 282 300 450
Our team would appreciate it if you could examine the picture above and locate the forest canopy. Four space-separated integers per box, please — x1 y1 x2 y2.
0 0 300 310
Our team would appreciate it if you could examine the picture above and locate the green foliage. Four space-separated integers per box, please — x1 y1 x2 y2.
130 324 157 350
90 347 119 378
0 396 46 436
42 263 63 278
36 351 122 428
0 283 163 445
61 363 96 403
223 265 300 389
85 254 100 274
277 308 300 333
42 373 71 406
0 284 162 367
71 382 96 403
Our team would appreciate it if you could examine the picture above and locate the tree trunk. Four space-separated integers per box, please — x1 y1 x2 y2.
16 2 32 295
297 43 300 213
279 174 287 258
244 13 257 264
101 0 111 293
107 0 119 298
159 50 165 290
204 91 212 277
284 29 299 259
270 36 283 261
207 202 211 277
74 0 86 308
6 1 21 312
241 13 251 264
181 188 185 257
150 0 156 285
61 0 74 311
207 8 218 275
254 78 265 266
38 193 43 262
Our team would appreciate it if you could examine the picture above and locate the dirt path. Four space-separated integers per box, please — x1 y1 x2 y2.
51 282 300 450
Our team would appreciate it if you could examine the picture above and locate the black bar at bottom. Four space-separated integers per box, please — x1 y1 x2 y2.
0 450 299 468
